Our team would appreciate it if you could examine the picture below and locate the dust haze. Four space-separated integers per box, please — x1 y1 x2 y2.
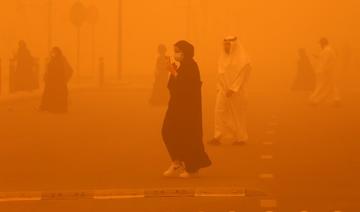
0 0 359 211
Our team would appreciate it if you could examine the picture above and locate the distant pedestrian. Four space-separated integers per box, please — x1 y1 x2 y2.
11 40 37 92
309 38 341 106
99 57 105 87
149 44 170 106
40 47 73 113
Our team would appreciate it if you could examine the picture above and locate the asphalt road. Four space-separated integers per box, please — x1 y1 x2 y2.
0 81 359 211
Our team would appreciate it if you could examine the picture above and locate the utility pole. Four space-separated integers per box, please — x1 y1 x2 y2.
118 0 123 80
48 0 53 52
87 5 99 75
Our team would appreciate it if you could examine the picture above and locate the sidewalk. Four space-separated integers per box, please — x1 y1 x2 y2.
0 78 132 103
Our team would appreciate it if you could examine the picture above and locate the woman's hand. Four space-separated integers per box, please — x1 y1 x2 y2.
169 63 178 77
226 90 235 98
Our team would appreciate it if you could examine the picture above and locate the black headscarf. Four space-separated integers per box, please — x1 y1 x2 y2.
175 40 194 60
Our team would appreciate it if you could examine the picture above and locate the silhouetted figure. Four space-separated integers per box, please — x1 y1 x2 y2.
309 38 341 106
292 48 316 92
40 47 73 113
149 44 170 106
11 41 37 92
162 41 211 178
0 59 2 95
98 57 105 87
208 36 252 146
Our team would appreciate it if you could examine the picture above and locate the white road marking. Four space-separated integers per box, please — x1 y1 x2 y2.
0 187 252 202
196 187 246 198
260 199 277 208
0 197 42 202
268 121 279 127
261 155 273 160
265 130 276 135
259 173 275 179
94 195 145 200
0 192 42 202
270 115 279 120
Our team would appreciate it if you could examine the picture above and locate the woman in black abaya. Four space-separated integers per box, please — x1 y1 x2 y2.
162 41 211 178
40 47 73 113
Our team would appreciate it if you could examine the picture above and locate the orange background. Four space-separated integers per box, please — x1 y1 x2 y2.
0 0 359 90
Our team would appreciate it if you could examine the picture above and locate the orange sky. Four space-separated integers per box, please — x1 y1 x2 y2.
1 0 359 90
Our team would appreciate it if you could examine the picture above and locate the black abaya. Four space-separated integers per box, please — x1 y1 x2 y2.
162 51 211 173
40 55 73 113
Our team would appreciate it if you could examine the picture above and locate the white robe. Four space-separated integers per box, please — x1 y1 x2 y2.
215 41 251 142
310 46 341 104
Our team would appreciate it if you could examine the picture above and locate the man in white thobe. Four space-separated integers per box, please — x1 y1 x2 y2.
310 38 341 106
209 36 252 146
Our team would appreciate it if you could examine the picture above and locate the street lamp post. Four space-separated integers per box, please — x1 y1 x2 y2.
87 6 99 75
47 0 53 52
118 0 122 80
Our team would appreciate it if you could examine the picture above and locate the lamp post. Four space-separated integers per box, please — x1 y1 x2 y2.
87 6 99 75
118 0 123 79
47 0 53 52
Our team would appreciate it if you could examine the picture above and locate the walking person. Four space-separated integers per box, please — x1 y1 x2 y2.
309 38 341 106
208 36 252 146
40 47 73 113
162 40 211 178
149 44 170 106
12 40 36 92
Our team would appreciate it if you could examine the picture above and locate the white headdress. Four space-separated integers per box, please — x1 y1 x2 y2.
219 36 250 74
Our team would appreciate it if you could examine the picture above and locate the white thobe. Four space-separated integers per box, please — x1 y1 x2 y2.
215 63 250 142
310 46 341 104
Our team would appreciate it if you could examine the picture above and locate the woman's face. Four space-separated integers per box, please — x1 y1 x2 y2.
174 46 184 62
50 48 61 58
50 50 57 58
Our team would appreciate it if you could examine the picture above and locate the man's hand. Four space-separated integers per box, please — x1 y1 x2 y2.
226 90 235 98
